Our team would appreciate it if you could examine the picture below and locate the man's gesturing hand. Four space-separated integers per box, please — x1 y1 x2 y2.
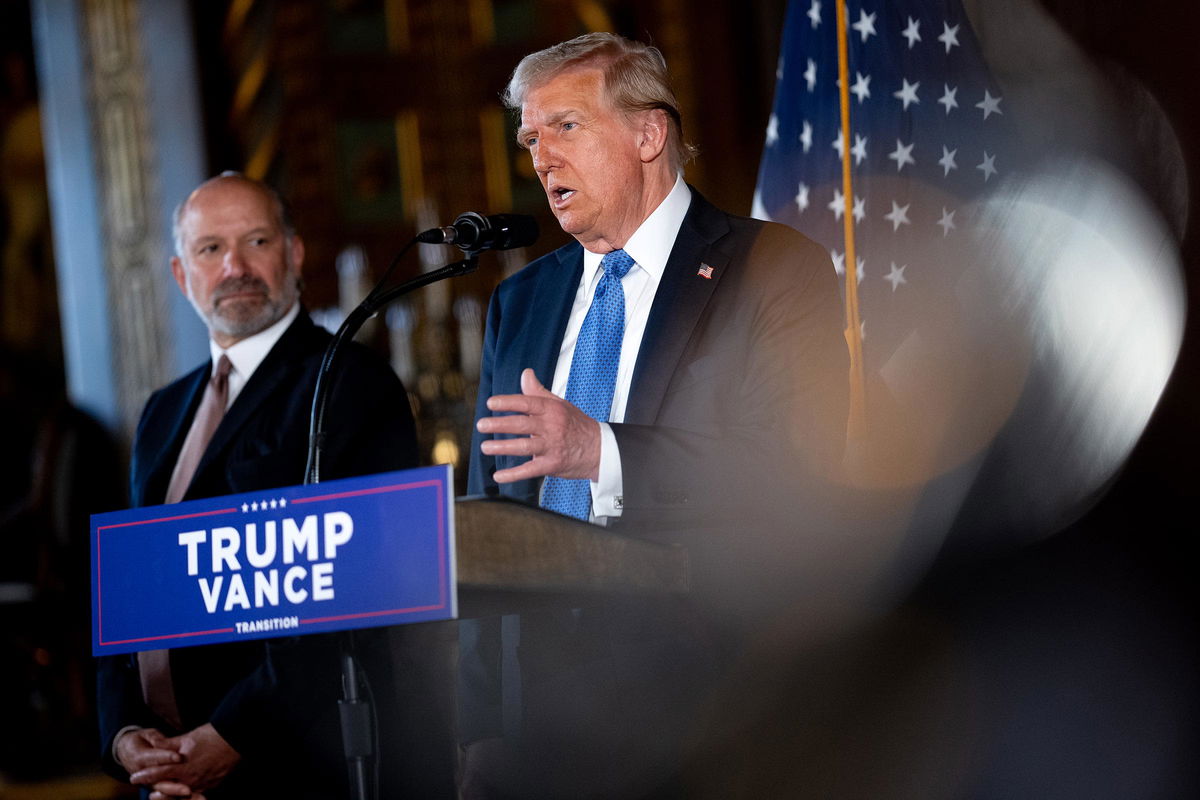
477 368 601 483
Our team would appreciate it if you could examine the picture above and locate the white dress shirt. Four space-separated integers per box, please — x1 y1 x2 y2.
548 174 692 522
208 302 300 408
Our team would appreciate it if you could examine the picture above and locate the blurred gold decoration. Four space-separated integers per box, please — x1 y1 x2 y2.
479 108 513 211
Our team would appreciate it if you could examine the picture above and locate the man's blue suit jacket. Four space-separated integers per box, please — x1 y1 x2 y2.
468 186 848 529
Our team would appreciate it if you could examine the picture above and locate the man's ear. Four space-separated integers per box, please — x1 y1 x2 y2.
287 234 306 273
170 256 189 297
637 108 670 163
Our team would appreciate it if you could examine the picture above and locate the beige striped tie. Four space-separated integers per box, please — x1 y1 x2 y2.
138 355 232 729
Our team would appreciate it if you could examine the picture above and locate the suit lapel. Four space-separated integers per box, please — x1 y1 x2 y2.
186 313 314 497
527 244 583 388
140 367 209 506
625 189 731 425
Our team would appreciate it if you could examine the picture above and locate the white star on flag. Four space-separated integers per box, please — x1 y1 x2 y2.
804 58 817 91
795 182 810 212
894 78 920 110
884 200 912 231
807 0 821 28
766 113 779 145
853 195 866 223
976 90 1003 119
831 249 846 276
939 145 958 176
884 262 908 291
852 133 868 165
939 84 959 114
800 120 813 152
828 188 846 220
938 207 957 237
889 139 916 171
832 127 846 158
978 151 997 181
851 71 872 103
852 9 877 42
939 22 960 53
901 16 921 48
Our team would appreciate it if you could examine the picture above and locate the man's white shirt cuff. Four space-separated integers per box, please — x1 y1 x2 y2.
591 422 623 518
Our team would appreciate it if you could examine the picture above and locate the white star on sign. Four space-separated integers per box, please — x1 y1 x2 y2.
938 207 957 237
766 113 779 146
894 78 920 110
279 498 287 508
939 145 958 176
889 139 916 171
808 0 822 28
270 498 279 509
851 133 868 165
978 151 997 181
828 188 846 220
251 501 259 511
831 249 846 276
938 84 958 114
795 182 810 213
976 90 1003 119
938 22 960 53
884 200 912 231
804 58 817 91
242 503 249 513
852 195 866 223
800 120 813 153
851 71 871 103
901 16 921 48
884 262 908 291
852 9 877 42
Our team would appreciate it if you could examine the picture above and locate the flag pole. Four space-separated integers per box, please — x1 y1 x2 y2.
834 0 867 441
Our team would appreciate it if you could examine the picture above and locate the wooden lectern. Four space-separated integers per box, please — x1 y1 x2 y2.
453 496 690 616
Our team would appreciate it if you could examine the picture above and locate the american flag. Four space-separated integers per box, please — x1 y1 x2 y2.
753 0 1022 379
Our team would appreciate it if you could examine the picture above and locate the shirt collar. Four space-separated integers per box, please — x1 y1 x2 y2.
209 302 300 381
582 174 692 278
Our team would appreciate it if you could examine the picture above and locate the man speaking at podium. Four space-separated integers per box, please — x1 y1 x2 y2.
464 33 848 796
97 173 423 798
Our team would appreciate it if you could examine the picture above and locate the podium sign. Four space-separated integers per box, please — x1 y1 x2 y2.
91 465 455 656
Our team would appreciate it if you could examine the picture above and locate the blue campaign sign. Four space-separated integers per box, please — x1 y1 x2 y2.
91 465 455 656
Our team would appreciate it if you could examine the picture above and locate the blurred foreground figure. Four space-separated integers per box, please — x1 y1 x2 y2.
95 174 446 798
463 31 849 798
690 0 1193 797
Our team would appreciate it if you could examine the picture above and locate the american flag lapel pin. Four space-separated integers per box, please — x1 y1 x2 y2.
697 262 714 279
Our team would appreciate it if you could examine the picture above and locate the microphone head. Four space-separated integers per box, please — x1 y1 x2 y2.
451 212 539 252
487 214 540 251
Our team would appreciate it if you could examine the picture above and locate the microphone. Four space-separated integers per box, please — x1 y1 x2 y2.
417 212 539 252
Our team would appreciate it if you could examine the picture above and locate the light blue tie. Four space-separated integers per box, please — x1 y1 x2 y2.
541 249 634 520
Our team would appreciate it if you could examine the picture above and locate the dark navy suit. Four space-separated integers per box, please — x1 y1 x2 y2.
469 187 847 523
96 310 450 798
462 188 849 796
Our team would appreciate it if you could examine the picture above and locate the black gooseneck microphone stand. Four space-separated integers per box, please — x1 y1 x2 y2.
303 238 481 800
